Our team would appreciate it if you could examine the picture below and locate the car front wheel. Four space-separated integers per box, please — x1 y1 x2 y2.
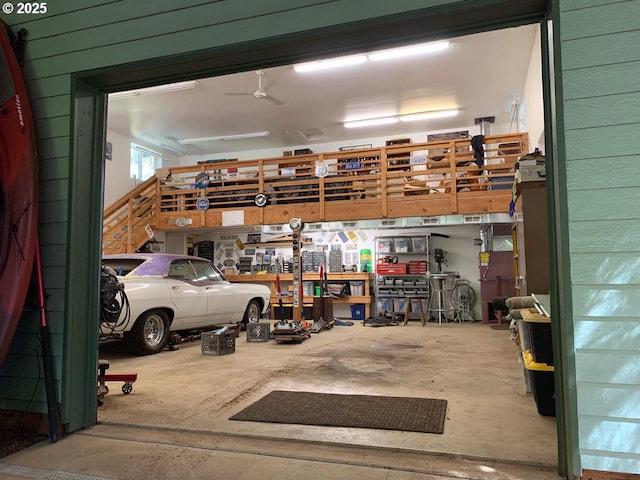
125 310 170 355
240 299 262 331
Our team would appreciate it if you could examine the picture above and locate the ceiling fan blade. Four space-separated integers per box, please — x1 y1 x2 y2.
225 70 283 104
266 95 284 106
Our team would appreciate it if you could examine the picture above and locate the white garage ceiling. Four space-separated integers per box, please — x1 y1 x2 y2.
106 24 539 158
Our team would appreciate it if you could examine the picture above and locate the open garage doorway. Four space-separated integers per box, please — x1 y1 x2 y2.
95 17 561 476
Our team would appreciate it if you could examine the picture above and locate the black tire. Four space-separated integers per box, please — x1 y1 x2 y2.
240 299 262 331
124 310 170 355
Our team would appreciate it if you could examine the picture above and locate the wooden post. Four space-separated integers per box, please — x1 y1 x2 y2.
292 229 302 321
380 149 388 217
449 140 458 214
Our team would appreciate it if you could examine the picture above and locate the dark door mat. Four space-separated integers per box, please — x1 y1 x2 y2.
230 390 447 434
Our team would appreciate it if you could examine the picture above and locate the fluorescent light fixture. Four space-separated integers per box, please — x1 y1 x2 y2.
294 41 449 73
109 80 199 99
293 55 367 73
343 117 399 129
160 143 188 156
343 109 458 129
399 109 459 122
368 41 450 61
177 130 270 144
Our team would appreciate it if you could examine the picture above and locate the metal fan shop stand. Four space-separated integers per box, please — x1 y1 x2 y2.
451 279 477 323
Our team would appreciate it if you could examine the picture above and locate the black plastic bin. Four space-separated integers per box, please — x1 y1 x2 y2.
522 350 556 417
273 304 313 320
522 309 554 365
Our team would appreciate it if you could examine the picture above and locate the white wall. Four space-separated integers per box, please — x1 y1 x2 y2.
104 129 183 208
521 24 545 151
104 130 137 207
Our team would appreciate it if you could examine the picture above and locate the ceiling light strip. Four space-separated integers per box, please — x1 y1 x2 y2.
293 55 367 73
368 41 450 61
343 117 399 129
399 109 459 122
294 41 450 73
109 80 199 99
343 109 458 129
177 130 271 144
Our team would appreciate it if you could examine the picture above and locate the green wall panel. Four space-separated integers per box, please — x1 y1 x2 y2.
26 1 312 59
578 385 640 419
37 137 71 161
39 200 69 223
565 124 640 159
560 1 640 39
40 180 70 203
560 0 630 10
37 222 70 245
15 0 224 38
561 30 640 70
566 157 640 190
568 187 640 221
564 92 640 129
40 157 71 181
575 320 640 351
579 417 640 455
35 117 73 140
27 74 72 98
575 351 640 384
572 286 640 319
569 219 640 253
570 252 640 284
563 60 640 100
0 351 63 380
31 97 71 120
40 290 66 314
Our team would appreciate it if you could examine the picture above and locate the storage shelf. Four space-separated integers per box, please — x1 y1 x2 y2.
244 241 314 248
374 235 431 314
227 273 373 318
375 274 429 277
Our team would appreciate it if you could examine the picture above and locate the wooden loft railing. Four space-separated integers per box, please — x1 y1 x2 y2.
103 132 529 253
102 176 158 254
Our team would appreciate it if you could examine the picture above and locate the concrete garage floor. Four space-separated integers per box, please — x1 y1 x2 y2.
0 321 560 479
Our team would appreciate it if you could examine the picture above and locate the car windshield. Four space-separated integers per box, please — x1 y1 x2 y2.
102 258 145 276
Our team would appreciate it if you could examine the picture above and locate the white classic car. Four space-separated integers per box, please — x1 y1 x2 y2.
100 253 271 355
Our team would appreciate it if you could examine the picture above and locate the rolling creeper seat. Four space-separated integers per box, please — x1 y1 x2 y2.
97 359 137 406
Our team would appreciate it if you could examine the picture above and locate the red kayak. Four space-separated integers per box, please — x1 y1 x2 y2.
0 20 39 366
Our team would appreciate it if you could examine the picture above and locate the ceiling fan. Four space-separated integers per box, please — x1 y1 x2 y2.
224 69 284 105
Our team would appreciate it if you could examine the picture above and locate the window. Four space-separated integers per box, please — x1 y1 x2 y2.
130 144 162 182
191 260 225 282
167 260 197 281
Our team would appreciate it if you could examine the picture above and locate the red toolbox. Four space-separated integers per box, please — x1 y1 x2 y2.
408 261 427 274
376 263 407 275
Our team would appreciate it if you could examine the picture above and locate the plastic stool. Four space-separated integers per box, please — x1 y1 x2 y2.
403 295 427 326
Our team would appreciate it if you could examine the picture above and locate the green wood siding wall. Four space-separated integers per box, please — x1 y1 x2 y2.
560 0 640 474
